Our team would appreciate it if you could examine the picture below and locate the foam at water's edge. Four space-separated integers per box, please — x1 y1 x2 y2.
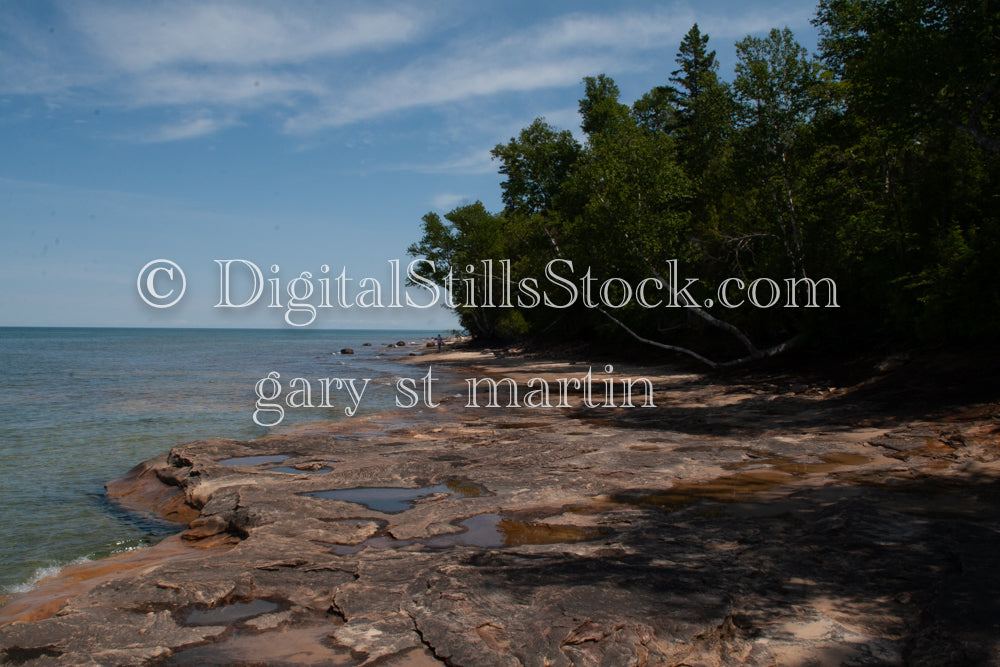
4 557 93 597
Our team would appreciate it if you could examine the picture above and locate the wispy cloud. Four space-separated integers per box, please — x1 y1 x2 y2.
0 1 818 140
393 148 496 175
430 193 471 210
533 108 585 138
70 3 424 71
127 71 327 108
139 112 242 143
0 1 430 136
539 6 802 51
282 56 614 133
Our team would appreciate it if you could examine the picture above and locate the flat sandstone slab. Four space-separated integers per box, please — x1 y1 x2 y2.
2 353 1000 666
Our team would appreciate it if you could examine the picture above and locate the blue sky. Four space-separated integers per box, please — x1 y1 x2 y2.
0 0 819 329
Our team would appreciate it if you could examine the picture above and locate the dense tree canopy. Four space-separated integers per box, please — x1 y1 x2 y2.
410 1 1000 363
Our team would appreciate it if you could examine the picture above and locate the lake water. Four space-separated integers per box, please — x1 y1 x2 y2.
0 327 442 593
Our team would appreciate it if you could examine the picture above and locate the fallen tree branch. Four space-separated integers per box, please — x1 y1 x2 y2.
596 306 798 369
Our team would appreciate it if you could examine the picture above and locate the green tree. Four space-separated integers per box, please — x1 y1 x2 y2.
410 5 1000 357
643 24 735 277
632 24 733 164
673 26 733 176
813 0 1000 339
579 74 632 138
732 27 830 281
408 203 531 339
816 0 1000 153
632 85 677 135
490 118 580 217
563 121 693 276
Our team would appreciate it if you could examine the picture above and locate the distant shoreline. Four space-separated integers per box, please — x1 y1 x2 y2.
0 325 452 332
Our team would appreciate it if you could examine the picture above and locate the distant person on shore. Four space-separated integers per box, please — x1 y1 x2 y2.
436 334 443 352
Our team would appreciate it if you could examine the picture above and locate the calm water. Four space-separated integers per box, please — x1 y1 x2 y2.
0 327 441 593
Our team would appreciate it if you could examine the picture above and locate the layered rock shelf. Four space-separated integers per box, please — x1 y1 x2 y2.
2 351 999 665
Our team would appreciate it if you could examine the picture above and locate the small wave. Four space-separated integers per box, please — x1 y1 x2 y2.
5 556 92 596
4 540 149 597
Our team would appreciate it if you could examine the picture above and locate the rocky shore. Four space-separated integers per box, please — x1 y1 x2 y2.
1 347 999 666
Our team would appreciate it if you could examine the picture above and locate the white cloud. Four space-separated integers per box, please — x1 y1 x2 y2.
534 108 585 137
127 71 326 108
70 2 425 70
0 1 819 140
283 55 614 133
0 2 427 106
430 193 470 210
139 112 241 143
531 10 688 52
539 6 807 52
394 148 496 175
279 1 818 133
408 108 583 174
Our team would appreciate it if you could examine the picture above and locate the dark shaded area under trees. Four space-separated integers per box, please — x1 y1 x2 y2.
409 0 1000 367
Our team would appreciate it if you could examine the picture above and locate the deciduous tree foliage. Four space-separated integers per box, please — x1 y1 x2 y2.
410 1 1000 360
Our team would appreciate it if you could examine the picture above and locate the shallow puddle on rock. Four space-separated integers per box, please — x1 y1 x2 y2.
164 625 355 666
580 418 624 428
267 465 332 474
180 598 281 626
819 453 872 466
305 479 485 513
613 470 793 511
770 456 870 474
443 478 483 497
330 513 605 553
220 454 290 466
724 450 874 475
676 444 750 453
329 543 366 555
379 647 445 666
428 514 606 548
771 452 874 474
